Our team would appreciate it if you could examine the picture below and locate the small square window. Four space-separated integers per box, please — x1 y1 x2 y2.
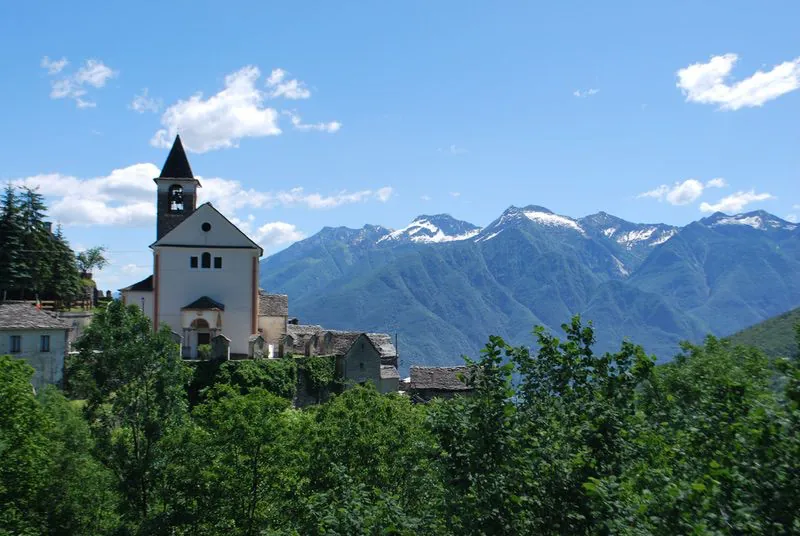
214 256 222 269
10 335 21 353
40 335 50 352
190 256 198 269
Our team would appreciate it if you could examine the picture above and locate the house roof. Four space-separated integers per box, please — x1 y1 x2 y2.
182 296 225 311
258 291 288 316
323 331 363 356
366 333 397 358
0 303 71 330
120 274 153 292
287 324 323 337
158 134 196 180
409 366 473 391
380 364 400 380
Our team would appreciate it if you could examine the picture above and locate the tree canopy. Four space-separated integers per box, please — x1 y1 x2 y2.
3 313 800 534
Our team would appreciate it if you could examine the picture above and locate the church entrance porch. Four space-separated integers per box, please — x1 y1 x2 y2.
180 296 225 359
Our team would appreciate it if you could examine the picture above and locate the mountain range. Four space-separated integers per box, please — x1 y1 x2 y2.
260 205 800 373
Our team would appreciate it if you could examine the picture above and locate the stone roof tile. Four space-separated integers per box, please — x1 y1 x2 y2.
0 303 71 330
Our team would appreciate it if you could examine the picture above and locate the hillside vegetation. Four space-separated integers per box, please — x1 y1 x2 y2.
2 301 800 534
727 307 800 359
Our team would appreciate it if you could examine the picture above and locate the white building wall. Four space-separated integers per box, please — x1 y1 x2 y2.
0 328 68 391
122 290 154 319
156 247 258 355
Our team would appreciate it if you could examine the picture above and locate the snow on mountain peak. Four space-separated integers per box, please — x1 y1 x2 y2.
706 211 797 231
523 209 586 235
378 214 481 244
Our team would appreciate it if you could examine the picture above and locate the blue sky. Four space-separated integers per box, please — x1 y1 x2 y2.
1 0 798 290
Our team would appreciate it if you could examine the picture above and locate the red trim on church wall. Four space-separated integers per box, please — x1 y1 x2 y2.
251 256 257 334
153 253 159 331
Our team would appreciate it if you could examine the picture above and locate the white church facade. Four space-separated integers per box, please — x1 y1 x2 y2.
121 135 288 359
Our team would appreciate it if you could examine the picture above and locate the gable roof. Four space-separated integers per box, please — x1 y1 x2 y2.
258 291 288 316
0 303 71 330
159 134 196 180
182 296 225 311
318 330 363 356
120 274 153 292
409 366 473 391
150 202 263 255
366 333 397 358
287 324 323 337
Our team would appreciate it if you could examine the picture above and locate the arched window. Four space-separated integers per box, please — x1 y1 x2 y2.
168 185 184 213
201 252 211 269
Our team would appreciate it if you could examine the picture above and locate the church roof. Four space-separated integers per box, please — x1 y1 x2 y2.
182 296 225 311
159 134 196 179
120 274 153 292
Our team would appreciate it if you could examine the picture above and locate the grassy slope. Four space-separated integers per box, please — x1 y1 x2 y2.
726 307 800 359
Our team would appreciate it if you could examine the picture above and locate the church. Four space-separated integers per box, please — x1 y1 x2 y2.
120 135 289 359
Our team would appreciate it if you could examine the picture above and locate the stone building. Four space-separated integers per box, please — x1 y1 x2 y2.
0 302 71 391
406 366 474 403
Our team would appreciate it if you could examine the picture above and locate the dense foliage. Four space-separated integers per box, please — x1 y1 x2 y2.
0 185 85 304
3 306 800 534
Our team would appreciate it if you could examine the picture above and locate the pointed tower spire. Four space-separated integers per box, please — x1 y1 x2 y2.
159 134 194 179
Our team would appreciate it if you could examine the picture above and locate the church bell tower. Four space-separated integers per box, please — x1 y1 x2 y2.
154 134 201 240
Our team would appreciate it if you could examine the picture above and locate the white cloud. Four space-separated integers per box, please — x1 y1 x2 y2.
151 66 281 153
266 68 311 99
230 216 306 251
421 195 431 202
676 53 800 110
638 178 729 206
43 57 117 108
130 88 162 114
40 56 68 75
11 162 393 227
573 88 600 98
793 204 800 210
450 192 461 198
699 190 775 213
253 222 306 247
287 112 341 133
375 187 393 202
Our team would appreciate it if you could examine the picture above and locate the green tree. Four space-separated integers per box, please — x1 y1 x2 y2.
76 245 109 275
18 186 52 298
48 224 82 305
0 184 28 299
69 300 191 525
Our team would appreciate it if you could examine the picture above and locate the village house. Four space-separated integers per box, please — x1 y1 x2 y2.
403 366 474 403
0 302 71 392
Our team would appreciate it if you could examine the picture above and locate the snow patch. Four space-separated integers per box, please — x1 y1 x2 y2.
603 227 617 237
475 230 503 242
378 218 480 244
713 215 764 230
649 229 676 246
616 227 656 247
523 210 586 235
612 256 629 277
